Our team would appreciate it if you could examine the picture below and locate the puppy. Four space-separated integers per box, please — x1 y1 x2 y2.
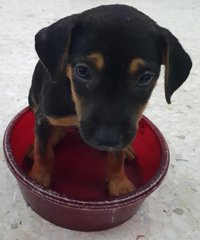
27 5 192 196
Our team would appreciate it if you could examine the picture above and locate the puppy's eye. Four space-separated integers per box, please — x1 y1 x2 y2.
74 64 91 81
137 72 155 87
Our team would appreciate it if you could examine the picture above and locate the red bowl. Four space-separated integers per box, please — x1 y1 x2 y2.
3 107 169 231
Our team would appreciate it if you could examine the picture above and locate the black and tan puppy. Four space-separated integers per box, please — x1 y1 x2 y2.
27 5 192 196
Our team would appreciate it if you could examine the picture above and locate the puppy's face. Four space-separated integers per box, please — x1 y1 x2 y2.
66 12 162 150
35 5 192 151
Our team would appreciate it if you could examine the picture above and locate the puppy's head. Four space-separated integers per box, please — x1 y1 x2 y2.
35 5 192 151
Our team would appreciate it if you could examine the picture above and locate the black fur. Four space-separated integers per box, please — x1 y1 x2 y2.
29 4 192 150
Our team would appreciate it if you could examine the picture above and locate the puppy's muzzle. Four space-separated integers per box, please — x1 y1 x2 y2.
79 117 137 151
94 127 121 150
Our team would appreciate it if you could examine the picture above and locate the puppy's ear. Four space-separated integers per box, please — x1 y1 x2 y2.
160 27 192 103
35 15 77 81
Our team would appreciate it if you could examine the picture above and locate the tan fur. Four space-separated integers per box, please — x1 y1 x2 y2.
29 126 73 187
87 52 104 70
47 115 78 127
106 151 135 196
129 58 145 74
66 64 83 120
123 145 136 161
29 135 54 188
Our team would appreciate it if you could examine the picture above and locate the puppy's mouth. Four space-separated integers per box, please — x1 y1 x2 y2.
82 138 134 152
79 119 137 152
79 130 125 151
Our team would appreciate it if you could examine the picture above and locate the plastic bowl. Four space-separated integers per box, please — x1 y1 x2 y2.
3 107 169 231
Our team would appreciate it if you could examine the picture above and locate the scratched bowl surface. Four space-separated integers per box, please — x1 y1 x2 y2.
3 107 169 231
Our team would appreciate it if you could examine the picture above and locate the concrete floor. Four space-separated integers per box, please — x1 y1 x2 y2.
0 0 200 239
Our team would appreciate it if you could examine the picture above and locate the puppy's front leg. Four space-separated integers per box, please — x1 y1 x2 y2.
29 113 55 188
106 151 136 196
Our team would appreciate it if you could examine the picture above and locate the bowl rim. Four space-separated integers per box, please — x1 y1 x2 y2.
3 107 169 209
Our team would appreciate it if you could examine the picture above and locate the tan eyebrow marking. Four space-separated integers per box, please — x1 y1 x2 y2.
87 52 104 70
129 58 145 74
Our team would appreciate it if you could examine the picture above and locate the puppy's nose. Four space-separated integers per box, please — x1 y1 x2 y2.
95 128 121 147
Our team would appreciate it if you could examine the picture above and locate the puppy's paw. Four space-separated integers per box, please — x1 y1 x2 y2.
124 145 136 161
108 175 136 196
29 168 51 188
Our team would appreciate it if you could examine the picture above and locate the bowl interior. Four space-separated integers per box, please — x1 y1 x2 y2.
9 110 161 201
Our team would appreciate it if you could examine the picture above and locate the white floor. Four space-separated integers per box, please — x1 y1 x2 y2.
0 0 200 239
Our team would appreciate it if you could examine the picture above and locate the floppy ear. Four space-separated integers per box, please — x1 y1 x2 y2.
160 27 192 103
35 15 77 81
